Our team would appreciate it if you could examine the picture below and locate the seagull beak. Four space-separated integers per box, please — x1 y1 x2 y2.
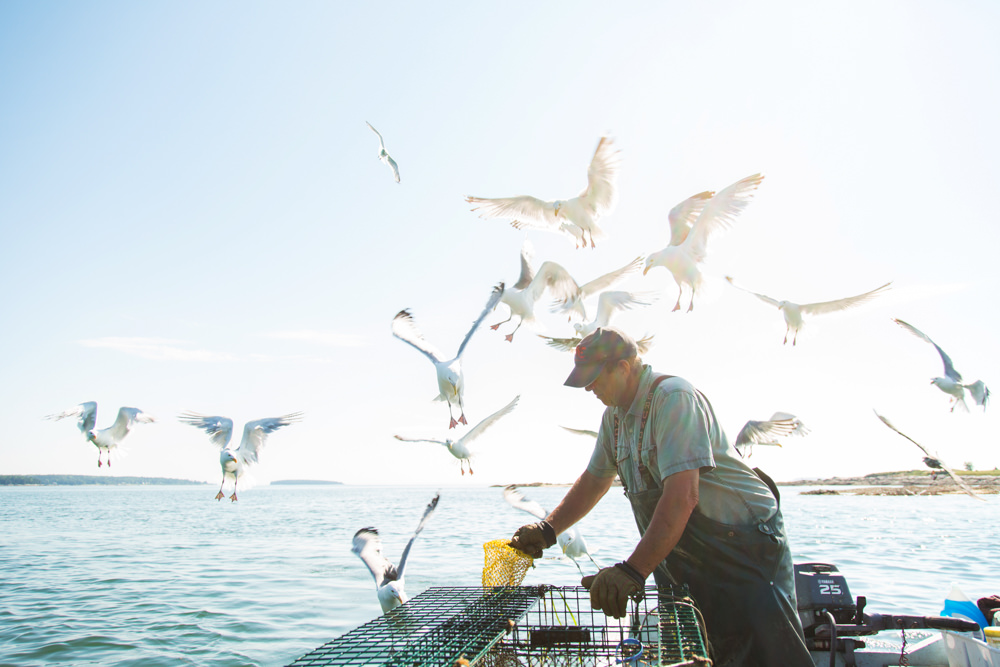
642 265 651 275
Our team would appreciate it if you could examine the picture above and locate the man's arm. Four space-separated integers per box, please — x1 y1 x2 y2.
624 467 700 578
546 470 615 535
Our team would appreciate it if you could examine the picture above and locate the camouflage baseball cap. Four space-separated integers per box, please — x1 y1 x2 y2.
564 328 638 387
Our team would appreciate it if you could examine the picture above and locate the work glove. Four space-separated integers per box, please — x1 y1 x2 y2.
508 521 557 558
581 562 646 619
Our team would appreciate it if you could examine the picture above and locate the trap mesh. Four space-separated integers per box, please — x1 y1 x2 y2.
482 539 534 588
287 585 709 666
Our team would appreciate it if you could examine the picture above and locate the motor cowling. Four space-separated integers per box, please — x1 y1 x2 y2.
794 562 857 636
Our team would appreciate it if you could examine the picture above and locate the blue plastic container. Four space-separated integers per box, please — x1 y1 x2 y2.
941 584 989 629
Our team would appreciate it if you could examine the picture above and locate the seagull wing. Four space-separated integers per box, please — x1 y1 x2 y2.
237 413 302 465
512 240 536 290
178 412 234 449
396 493 440 579
46 401 98 434
724 276 782 308
734 418 798 448
392 309 444 363
456 395 519 449
593 290 656 327
667 191 714 246
893 318 962 382
799 282 892 317
578 257 643 300
560 426 599 439
768 412 810 437
108 407 155 441
538 334 581 352
466 195 561 231
352 527 397 587
683 173 764 262
393 435 447 446
456 283 505 358
874 411 984 501
635 334 656 355
577 136 620 215
502 485 548 520
386 154 400 183
365 121 386 152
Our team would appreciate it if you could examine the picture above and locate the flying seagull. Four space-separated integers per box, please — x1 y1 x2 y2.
46 402 155 467
466 136 620 249
643 173 764 312
394 395 519 475
503 485 600 574
893 318 990 412
365 121 400 183
874 411 984 501
392 283 504 429
352 492 441 613
489 241 578 342
726 276 892 346
179 411 302 501
734 412 810 457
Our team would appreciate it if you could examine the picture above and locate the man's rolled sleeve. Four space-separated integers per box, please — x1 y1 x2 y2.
586 413 618 478
652 390 715 481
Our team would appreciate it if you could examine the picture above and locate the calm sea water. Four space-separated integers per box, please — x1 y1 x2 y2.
0 484 993 666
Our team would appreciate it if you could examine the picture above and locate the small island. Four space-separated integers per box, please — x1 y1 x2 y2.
786 469 999 496
0 474 206 486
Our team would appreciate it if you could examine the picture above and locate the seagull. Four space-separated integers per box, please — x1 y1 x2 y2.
726 277 892 346
178 411 302 501
503 485 600 574
394 395 519 475
549 256 645 323
45 402 155 467
734 412 810 457
568 290 658 339
466 136 620 249
365 121 400 183
489 241 578 342
893 318 990 412
392 283 504 429
352 492 440 613
643 173 764 312
539 330 655 355
874 411 984 501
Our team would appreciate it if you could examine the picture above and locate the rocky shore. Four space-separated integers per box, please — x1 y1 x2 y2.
783 470 1000 496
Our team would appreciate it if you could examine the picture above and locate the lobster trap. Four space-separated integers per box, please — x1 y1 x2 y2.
288 585 710 666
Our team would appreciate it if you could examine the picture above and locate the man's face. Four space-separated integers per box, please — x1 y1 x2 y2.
585 359 630 407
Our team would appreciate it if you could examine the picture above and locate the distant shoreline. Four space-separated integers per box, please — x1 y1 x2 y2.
0 474 207 486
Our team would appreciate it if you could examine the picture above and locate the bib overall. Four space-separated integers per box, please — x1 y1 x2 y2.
615 377 812 667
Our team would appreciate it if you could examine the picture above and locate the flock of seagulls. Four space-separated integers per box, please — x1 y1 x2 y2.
45 128 992 614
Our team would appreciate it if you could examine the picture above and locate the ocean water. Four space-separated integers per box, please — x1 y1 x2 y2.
0 484 993 666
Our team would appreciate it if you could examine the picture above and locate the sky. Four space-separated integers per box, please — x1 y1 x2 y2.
1 1 998 489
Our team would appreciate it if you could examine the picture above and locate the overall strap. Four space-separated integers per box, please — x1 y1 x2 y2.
613 375 673 491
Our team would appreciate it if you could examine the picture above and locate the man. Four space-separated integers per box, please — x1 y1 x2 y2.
509 328 812 666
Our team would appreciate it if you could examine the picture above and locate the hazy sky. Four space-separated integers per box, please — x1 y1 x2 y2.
2 1 997 489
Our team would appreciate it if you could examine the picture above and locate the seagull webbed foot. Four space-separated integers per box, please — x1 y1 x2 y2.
489 323 501 330
449 417 458 429
504 334 514 342
459 414 468 426
215 491 225 500
230 493 238 502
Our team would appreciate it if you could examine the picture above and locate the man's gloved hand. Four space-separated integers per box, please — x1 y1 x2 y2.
508 521 557 558
580 562 646 619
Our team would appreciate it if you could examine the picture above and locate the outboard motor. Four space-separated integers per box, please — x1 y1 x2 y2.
795 561 980 666
795 562 857 636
